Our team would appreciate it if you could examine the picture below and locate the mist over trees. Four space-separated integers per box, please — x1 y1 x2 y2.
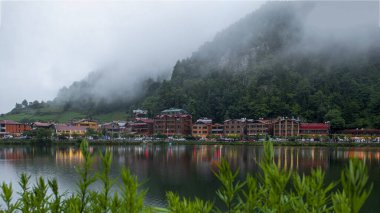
141 1 380 130
9 1 380 130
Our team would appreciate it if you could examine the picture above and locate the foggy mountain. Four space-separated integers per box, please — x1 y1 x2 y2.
173 1 380 77
54 67 167 112
9 1 380 128
140 1 380 129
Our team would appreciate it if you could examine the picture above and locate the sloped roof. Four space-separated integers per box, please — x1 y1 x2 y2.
300 123 329 130
135 118 154 123
224 118 247 123
55 125 87 131
155 114 192 119
0 120 21 125
196 118 212 124
161 108 189 115
247 119 271 124
272 118 300 124
32 122 53 127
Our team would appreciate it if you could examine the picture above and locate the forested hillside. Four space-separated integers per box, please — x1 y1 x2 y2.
140 1 380 129
5 1 380 129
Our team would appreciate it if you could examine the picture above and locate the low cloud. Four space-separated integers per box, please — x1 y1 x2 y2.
0 0 265 113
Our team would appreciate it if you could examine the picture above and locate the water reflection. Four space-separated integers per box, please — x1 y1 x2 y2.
1 144 380 210
2 145 380 175
2 145 380 176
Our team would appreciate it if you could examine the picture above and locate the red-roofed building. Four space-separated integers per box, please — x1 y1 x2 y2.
299 123 330 136
0 120 31 137
154 108 192 136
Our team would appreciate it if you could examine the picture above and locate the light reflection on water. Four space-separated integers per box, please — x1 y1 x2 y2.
0 144 380 211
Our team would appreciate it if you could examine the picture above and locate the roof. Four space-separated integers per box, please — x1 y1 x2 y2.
55 125 87 132
32 122 53 127
102 123 120 129
135 118 154 124
196 118 212 124
155 114 192 119
133 109 148 114
273 118 300 124
0 120 21 125
118 122 126 127
224 118 247 123
194 121 212 125
300 123 330 130
161 108 189 115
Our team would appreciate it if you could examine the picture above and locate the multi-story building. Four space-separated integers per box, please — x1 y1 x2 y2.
299 123 330 137
223 118 247 137
55 125 87 138
154 108 192 136
211 123 224 137
0 120 31 138
101 122 121 136
246 119 271 136
192 118 212 139
73 119 98 130
128 118 154 136
272 118 300 137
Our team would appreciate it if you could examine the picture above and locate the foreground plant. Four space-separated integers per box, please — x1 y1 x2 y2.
0 140 373 213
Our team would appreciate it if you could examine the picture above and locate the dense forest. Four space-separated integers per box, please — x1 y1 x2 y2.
139 2 380 130
7 2 380 130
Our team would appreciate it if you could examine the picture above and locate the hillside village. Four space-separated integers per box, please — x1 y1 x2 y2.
1 108 380 142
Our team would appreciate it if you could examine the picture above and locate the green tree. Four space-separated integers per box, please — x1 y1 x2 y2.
21 99 28 108
325 109 346 130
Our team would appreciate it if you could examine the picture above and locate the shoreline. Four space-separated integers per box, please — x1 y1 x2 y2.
0 139 380 147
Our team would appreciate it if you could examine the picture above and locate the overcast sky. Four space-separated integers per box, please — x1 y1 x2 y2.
0 0 266 114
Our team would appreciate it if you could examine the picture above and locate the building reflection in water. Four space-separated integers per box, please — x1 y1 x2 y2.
2 144 380 209
2 145 380 173
55 147 84 165
45 144 379 180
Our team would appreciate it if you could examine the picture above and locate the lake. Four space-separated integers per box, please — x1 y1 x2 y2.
0 143 380 212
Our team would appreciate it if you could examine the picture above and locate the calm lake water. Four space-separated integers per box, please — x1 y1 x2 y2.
1 144 380 212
